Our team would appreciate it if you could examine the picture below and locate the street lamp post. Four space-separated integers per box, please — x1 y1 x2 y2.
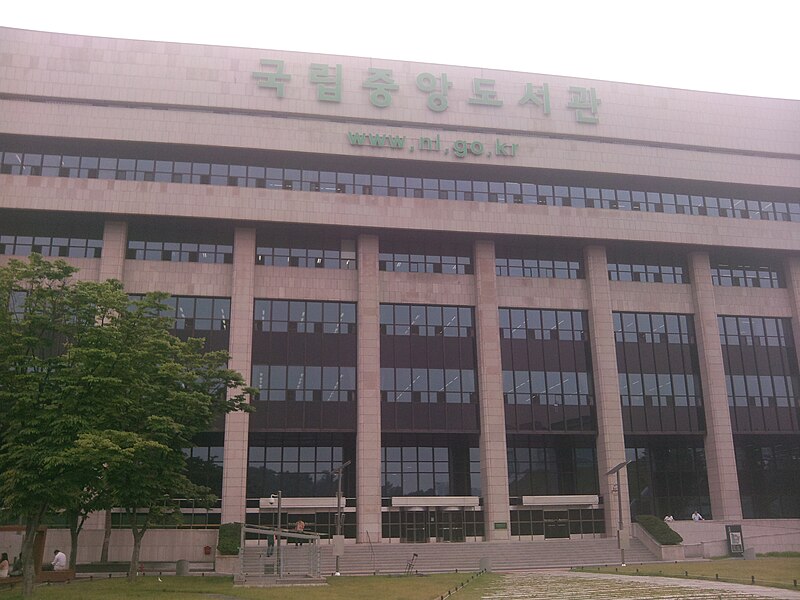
606 460 632 566
269 491 282 578
333 460 351 576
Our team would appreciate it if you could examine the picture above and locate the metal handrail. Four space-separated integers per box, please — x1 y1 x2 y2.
365 529 377 574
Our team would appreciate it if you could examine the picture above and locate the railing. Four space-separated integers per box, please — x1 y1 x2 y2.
239 524 322 581
365 529 377 574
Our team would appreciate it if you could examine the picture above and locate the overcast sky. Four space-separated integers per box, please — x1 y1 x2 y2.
2 0 798 100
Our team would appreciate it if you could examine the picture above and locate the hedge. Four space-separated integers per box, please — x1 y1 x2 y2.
636 514 683 545
217 522 242 555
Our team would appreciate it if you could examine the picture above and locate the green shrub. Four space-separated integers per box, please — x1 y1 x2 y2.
636 514 683 545
217 522 242 555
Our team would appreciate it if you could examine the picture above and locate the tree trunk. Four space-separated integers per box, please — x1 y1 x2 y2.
127 512 148 581
100 510 112 563
67 511 82 570
20 506 47 599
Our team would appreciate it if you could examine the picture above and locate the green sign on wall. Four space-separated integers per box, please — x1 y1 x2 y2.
253 60 601 124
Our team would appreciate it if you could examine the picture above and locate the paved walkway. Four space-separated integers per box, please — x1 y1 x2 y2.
480 570 800 599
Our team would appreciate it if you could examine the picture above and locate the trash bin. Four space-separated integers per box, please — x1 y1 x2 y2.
176 559 190 576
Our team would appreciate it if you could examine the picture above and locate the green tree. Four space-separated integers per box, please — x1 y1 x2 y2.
0 256 124 597
62 292 254 579
0 256 253 594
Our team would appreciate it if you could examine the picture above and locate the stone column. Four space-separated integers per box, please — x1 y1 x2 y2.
473 240 510 540
356 234 382 543
584 245 630 533
785 257 800 366
220 227 256 524
98 220 127 281
688 251 742 520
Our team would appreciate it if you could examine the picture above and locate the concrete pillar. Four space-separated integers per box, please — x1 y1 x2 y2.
98 220 127 281
785 257 800 365
584 245 630 533
688 251 742 520
473 240 510 540
220 227 256 524
356 234 382 543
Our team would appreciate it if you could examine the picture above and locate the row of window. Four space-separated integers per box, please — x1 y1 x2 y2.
380 252 473 274
718 315 793 348
711 264 785 289
380 368 477 404
252 364 356 402
496 257 583 280
187 436 797 519
253 300 356 334
127 240 233 264
608 262 688 284
626 443 710 520
507 446 598 497
618 373 700 401
130 295 231 332
736 441 800 519
500 309 588 341
0 232 787 289
614 312 695 345
380 304 474 338
256 239 356 270
182 435 798 521
381 446 480 497
503 371 594 404
4 148 798 223
0 234 103 258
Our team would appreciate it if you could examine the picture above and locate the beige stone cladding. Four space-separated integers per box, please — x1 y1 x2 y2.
474 240 511 540
1 26 799 548
688 252 743 520
2 177 798 254
220 228 257 524
356 234 381 542
584 245 630 533
1 27 798 172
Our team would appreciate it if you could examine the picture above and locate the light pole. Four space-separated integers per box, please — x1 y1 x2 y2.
333 460 351 576
269 491 282 578
606 460 632 566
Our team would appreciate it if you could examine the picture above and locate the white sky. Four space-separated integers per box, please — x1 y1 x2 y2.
2 0 798 100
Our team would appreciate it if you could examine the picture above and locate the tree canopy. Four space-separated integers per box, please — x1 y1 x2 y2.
0 255 253 594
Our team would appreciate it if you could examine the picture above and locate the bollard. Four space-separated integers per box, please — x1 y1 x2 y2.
751 576 755 584
793 579 797 587
716 574 719 580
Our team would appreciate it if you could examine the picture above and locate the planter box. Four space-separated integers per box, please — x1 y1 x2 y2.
214 553 239 574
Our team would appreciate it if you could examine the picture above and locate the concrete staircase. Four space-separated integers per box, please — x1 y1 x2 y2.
313 537 658 576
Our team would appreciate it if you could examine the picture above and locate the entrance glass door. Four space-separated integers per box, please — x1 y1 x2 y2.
435 509 465 542
543 510 570 539
400 509 429 542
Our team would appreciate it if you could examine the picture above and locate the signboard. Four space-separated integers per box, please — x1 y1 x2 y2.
253 60 602 124
725 524 745 557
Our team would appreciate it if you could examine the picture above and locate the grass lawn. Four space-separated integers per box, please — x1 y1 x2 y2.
1 572 500 600
574 557 800 591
